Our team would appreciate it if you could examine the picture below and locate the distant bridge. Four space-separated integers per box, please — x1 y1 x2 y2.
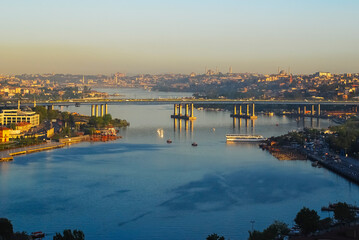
1 98 358 119
6 98 359 106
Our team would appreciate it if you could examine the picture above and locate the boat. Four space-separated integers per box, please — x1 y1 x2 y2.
226 134 267 142
311 161 319 167
192 142 198 147
166 139 172 144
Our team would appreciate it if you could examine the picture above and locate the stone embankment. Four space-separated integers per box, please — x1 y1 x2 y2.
0 142 66 162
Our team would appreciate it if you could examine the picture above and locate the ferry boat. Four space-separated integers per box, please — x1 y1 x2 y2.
226 134 267 142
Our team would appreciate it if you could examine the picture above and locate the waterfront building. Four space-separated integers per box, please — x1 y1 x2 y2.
0 126 10 143
0 109 40 127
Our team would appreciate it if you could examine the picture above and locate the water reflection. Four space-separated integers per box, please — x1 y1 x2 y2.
232 117 256 134
173 119 195 133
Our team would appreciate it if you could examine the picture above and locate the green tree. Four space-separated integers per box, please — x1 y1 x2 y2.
63 127 71 136
53 229 84 240
0 218 13 240
318 217 333 230
33 106 48 122
9 123 16 130
61 112 70 123
248 221 289 240
206 233 225 240
103 114 112 126
334 202 356 223
12 231 29 240
294 207 320 235
47 110 60 121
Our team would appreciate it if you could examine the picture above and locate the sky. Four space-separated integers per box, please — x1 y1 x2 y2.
0 0 358 75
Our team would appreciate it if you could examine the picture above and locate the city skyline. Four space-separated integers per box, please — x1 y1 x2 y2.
1 0 358 75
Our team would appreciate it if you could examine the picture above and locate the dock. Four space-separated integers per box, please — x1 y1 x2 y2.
0 142 66 162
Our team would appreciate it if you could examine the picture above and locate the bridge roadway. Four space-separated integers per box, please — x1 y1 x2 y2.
3 98 359 107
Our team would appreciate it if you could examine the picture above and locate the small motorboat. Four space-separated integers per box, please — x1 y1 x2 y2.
166 139 172 144
192 142 198 147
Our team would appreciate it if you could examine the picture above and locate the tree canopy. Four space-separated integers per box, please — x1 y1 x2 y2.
294 207 320 235
248 221 289 240
334 202 356 223
0 218 13 240
53 229 85 240
206 233 225 240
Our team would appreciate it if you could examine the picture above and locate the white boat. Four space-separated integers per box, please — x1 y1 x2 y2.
226 134 267 142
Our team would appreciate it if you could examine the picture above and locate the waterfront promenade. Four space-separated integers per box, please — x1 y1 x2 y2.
0 142 65 161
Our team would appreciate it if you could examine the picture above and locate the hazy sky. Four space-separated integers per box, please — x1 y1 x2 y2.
0 0 358 75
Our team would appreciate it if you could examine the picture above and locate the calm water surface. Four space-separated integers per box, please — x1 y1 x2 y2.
1 89 358 240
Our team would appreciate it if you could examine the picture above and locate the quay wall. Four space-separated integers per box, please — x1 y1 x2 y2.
0 142 65 162
305 152 359 185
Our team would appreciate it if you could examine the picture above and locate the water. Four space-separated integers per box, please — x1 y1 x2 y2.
1 89 358 240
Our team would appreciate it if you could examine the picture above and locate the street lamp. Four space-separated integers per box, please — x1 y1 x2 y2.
250 220 255 232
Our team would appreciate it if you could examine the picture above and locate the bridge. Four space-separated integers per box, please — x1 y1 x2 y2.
10 98 359 106
1 98 358 119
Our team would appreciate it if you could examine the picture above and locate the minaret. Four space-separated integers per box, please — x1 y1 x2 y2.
229 66 232 74
82 75 85 85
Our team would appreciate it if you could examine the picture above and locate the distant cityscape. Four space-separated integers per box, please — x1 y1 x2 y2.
0 69 358 103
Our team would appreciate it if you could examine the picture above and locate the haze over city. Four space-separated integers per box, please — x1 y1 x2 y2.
1 0 358 75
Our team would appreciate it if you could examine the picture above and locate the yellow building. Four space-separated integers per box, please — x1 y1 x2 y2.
0 109 40 127
0 127 10 143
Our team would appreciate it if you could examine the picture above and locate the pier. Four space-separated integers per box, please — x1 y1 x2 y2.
171 103 196 120
230 103 258 119
91 103 108 117
295 104 321 117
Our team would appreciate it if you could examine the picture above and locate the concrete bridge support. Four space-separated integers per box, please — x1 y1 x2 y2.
105 104 108 115
171 103 196 120
47 105 54 111
174 104 178 116
303 106 307 115
100 104 104 117
95 105 99 117
91 105 95 116
317 104 321 116
311 105 315 116
231 103 256 119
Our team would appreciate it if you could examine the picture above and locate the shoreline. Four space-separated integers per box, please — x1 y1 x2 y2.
263 144 359 185
0 142 66 162
0 134 121 162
